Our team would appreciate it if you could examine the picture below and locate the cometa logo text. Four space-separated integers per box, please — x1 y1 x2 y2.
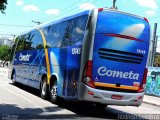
19 53 32 62
97 66 139 80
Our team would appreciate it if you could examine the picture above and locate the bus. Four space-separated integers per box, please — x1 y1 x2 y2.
8 8 150 107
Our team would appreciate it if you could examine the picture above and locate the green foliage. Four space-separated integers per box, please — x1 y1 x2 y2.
0 0 7 14
154 54 160 67
0 45 10 61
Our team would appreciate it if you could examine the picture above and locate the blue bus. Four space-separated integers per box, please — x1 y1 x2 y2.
9 8 150 107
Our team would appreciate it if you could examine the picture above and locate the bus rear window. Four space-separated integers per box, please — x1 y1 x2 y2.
95 11 150 42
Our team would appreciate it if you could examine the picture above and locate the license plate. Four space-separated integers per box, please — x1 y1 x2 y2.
111 95 122 100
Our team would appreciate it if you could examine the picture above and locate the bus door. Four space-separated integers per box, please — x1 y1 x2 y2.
60 17 87 99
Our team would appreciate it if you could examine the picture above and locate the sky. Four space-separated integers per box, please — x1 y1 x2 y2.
0 0 160 50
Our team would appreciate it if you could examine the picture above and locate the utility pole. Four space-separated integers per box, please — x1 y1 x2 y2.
155 35 158 54
150 23 157 67
111 0 118 10
153 35 159 67
32 20 42 25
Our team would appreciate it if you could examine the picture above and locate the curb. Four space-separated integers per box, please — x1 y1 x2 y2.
143 101 160 107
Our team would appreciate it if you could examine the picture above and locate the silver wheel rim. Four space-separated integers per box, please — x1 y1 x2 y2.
12 74 15 83
51 83 57 100
42 82 47 95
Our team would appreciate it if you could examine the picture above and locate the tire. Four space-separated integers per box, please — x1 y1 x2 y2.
12 73 17 85
50 81 59 104
96 103 107 109
40 78 49 100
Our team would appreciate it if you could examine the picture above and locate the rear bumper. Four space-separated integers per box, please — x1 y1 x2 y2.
78 83 144 106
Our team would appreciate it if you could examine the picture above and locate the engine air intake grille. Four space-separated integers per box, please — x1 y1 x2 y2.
98 48 143 64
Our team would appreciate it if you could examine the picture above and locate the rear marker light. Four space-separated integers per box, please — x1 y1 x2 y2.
134 100 138 102
144 17 149 23
88 91 94 95
138 96 143 99
98 8 103 12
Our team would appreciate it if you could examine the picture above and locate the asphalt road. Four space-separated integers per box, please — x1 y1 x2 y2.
0 72 160 120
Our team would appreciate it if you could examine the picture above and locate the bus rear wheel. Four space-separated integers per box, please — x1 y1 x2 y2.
50 81 59 104
40 78 49 100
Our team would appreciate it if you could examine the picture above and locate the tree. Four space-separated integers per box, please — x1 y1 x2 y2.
0 45 10 61
0 0 7 14
154 53 160 67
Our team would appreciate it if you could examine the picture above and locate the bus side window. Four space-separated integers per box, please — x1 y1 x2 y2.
15 36 24 53
86 15 91 29
59 21 69 47
68 19 77 46
70 15 88 45
9 41 17 62
43 23 61 48
30 30 44 49
23 33 34 50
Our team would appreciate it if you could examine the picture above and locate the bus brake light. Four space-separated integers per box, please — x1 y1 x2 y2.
82 60 95 88
138 68 148 93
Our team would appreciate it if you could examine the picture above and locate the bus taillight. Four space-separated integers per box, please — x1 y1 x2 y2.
138 68 148 93
82 60 95 88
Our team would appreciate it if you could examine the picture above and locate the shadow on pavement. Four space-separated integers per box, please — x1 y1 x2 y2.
10 82 40 97
0 104 80 119
57 100 148 120
7 83 148 120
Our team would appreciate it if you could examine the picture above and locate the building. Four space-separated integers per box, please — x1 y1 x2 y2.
0 37 14 46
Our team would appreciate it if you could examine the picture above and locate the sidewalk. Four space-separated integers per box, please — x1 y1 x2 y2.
143 95 160 107
0 67 8 74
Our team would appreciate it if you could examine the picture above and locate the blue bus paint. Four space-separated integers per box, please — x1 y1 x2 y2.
92 11 150 87
14 49 46 89
9 8 150 106
47 45 82 98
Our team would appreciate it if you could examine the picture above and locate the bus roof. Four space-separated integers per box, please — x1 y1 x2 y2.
43 10 91 27
14 8 147 38
14 9 91 38
100 8 145 20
